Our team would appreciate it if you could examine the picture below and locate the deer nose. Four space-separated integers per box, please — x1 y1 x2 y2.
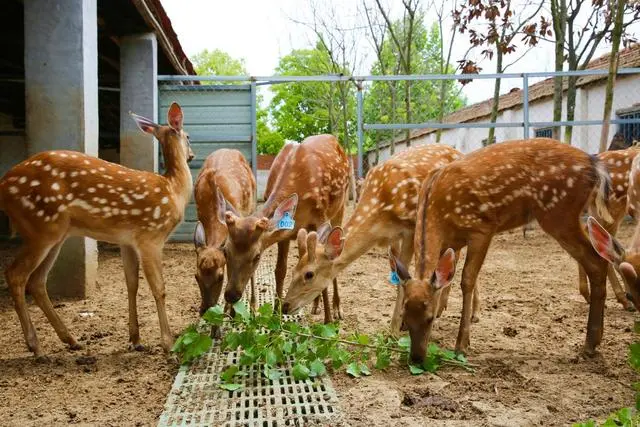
627 292 634 302
281 302 291 314
224 289 241 304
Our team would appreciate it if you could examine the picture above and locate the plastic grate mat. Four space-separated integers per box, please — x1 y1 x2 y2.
158 248 342 427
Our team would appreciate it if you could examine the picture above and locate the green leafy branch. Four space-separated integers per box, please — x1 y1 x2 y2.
172 301 474 391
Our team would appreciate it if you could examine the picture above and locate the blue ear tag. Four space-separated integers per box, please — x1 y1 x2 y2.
389 270 400 286
277 211 295 230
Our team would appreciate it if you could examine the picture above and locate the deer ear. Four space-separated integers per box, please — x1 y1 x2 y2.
587 216 625 265
225 212 237 227
388 248 411 282
167 102 184 131
214 185 226 225
130 112 159 135
297 229 308 258
307 232 319 262
432 248 456 291
317 222 332 243
194 222 206 249
256 217 270 231
324 227 344 260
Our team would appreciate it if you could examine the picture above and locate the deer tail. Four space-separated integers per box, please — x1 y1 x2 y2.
591 155 613 224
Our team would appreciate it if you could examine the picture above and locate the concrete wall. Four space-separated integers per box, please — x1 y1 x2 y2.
0 112 26 236
367 75 640 164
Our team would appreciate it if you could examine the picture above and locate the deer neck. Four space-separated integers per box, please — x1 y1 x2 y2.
331 217 377 275
162 142 193 209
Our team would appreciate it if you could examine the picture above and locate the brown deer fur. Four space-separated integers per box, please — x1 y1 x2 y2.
0 103 194 357
578 147 640 311
391 138 612 363
223 134 349 322
193 149 256 316
282 144 480 333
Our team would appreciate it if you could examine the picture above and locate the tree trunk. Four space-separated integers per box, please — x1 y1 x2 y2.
563 74 578 144
551 0 566 140
598 0 625 153
487 49 503 144
390 81 398 155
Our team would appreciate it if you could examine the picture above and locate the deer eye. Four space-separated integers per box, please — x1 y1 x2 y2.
304 271 314 280
253 254 261 263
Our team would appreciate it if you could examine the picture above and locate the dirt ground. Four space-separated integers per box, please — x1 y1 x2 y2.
1 214 639 426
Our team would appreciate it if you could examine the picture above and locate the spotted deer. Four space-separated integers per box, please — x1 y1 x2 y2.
578 147 640 311
223 134 349 322
193 149 256 317
390 137 612 362
0 103 194 358
588 153 640 313
281 144 480 334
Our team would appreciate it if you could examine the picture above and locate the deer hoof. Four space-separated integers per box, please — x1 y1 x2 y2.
210 325 222 340
471 315 480 323
35 354 50 364
129 343 146 352
311 305 321 315
68 342 83 351
626 305 636 313
333 308 344 321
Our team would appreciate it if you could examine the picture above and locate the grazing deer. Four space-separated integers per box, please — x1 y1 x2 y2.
588 153 640 313
193 149 256 317
0 103 194 358
281 144 480 334
390 138 612 362
263 141 298 202
223 134 349 322
578 146 640 311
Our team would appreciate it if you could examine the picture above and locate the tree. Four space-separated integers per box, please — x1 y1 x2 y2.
268 44 355 149
364 18 466 158
548 0 640 144
550 0 567 140
190 48 247 78
454 0 550 144
598 0 627 153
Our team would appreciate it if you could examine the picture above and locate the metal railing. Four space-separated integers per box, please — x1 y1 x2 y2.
159 67 640 179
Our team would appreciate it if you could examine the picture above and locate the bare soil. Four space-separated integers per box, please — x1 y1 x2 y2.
1 217 639 426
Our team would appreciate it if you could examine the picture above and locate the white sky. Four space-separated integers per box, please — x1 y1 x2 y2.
160 0 633 106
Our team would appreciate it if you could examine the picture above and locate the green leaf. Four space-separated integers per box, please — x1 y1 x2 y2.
219 383 243 391
221 366 239 382
630 342 640 371
202 305 225 325
346 362 361 378
422 356 441 373
455 353 468 364
258 303 274 317
264 366 283 381
233 301 251 322
409 364 425 375
359 362 371 376
282 340 294 354
375 349 391 370
397 336 411 351
292 363 310 381
357 334 370 345
265 349 278 367
309 359 327 377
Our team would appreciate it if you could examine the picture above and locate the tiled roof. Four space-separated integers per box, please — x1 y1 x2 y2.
379 43 640 147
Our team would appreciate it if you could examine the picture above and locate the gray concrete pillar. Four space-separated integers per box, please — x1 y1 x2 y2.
120 33 158 172
24 0 99 298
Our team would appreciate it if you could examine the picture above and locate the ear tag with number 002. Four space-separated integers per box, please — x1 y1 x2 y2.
277 211 295 230
389 270 400 286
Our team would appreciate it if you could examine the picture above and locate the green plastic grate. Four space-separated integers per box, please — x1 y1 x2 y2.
158 248 342 427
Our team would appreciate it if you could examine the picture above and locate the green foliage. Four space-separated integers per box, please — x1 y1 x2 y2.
267 43 355 151
573 328 640 426
364 20 466 152
172 301 473 391
191 48 247 79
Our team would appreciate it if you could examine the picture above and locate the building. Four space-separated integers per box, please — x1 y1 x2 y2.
0 0 195 297
366 44 640 165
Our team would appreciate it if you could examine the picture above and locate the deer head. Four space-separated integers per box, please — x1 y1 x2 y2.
587 216 640 311
281 223 342 315
389 248 457 363
223 194 299 304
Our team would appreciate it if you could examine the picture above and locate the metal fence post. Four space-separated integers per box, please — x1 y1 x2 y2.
356 80 364 179
523 73 529 139
250 80 258 199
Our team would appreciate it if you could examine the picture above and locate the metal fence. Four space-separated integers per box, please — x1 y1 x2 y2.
159 67 640 179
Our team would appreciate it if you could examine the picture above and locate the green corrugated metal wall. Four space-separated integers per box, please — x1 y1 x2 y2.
158 84 256 242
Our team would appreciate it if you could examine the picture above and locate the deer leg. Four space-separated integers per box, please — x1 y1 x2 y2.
27 241 81 351
138 245 173 353
6 241 56 357
608 264 634 311
311 296 322 315
332 278 343 320
274 240 290 305
121 245 144 351
436 249 462 319
578 264 590 303
321 288 332 323
455 235 492 355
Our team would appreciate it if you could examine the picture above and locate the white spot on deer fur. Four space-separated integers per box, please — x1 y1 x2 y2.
18 176 27 184
58 205 66 212
567 178 574 188
36 210 43 217
57 194 63 200
154 187 161 193
44 216 50 222
479 204 488 212
51 182 60 191
66 193 74 201
83 160 90 165
70 171 78 178
130 209 142 216
87 187 96 193
454 207 462 214
71 182 79 188
97 183 105 188
80 170 87 176
161 196 169 204
144 207 151 212
572 165 584 171
9 186 18 194
153 206 161 219
52 168 58 177
44 164 51 171
99 167 106 172
618 185 624 192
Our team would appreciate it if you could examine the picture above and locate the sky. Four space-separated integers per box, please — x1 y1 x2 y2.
160 0 633 107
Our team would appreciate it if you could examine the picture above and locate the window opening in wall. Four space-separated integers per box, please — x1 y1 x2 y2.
617 107 640 145
534 127 553 138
